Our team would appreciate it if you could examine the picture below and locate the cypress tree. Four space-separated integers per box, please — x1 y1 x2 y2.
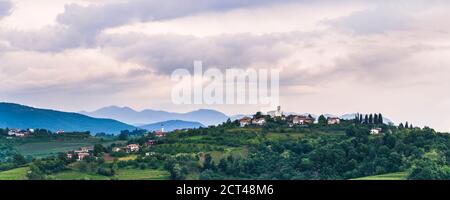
379 113 383 124
399 123 404 129
359 114 363 124
374 114 379 124
364 115 369 124
354 114 359 124
405 122 409 129
369 114 373 124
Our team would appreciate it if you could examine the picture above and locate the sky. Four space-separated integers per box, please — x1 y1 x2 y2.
0 0 449 132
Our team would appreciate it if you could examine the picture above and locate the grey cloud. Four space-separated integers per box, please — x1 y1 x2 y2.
2 27 91 52
0 0 12 19
56 0 297 43
97 32 304 74
325 1 450 35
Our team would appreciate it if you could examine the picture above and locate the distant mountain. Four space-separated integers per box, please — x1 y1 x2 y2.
81 106 229 126
0 103 136 134
229 114 253 121
139 120 204 132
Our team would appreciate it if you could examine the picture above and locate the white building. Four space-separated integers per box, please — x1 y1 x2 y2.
327 117 341 125
252 118 266 126
126 144 140 153
267 106 283 118
239 117 252 127
370 128 382 135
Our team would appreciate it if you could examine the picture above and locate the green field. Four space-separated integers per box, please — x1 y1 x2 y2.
115 169 170 180
52 170 111 180
352 172 408 180
17 139 120 158
50 168 170 180
0 167 29 180
118 155 138 161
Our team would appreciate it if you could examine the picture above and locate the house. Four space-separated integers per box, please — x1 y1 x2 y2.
77 152 90 161
8 129 29 137
252 118 266 126
66 153 73 160
370 128 382 135
56 130 65 134
125 144 140 153
80 146 94 153
327 117 341 125
239 117 252 127
145 152 156 157
155 130 166 138
291 115 315 125
145 140 156 147
112 147 122 152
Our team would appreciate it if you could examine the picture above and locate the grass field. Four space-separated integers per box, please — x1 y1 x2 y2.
53 170 111 180
17 139 120 158
118 155 138 161
51 168 170 180
352 172 408 180
0 167 29 180
115 169 170 180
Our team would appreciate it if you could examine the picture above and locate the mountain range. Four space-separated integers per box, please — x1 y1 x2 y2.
0 102 396 135
80 106 229 126
0 103 135 134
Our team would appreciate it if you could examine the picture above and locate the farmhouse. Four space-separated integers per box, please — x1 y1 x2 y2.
252 118 266 126
68 146 95 161
145 140 156 147
8 129 30 137
112 147 122 152
370 128 382 135
239 117 252 127
77 152 90 161
155 130 166 138
327 117 341 125
125 144 140 153
291 115 315 125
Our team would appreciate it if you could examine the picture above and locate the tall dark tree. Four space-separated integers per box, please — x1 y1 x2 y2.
354 114 360 124
405 122 409 129
359 114 363 124
378 113 383 124
374 114 379 124
364 115 369 124
318 115 327 125
399 123 404 129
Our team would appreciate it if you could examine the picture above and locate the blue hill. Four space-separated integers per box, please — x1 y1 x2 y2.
0 103 136 135
139 120 204 132
81 106 229 126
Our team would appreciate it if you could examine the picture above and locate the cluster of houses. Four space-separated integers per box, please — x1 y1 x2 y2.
239 106 342 127
66 146 94 161
7 129 34 137
65 138 158 161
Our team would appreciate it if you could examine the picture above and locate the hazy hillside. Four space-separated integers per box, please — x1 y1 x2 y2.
81 106 229 126
139 120 204 132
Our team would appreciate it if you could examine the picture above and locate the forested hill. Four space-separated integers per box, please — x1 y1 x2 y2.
0 103 135 134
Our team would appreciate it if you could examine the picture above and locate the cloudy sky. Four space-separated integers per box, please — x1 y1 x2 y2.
0 0 449 131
